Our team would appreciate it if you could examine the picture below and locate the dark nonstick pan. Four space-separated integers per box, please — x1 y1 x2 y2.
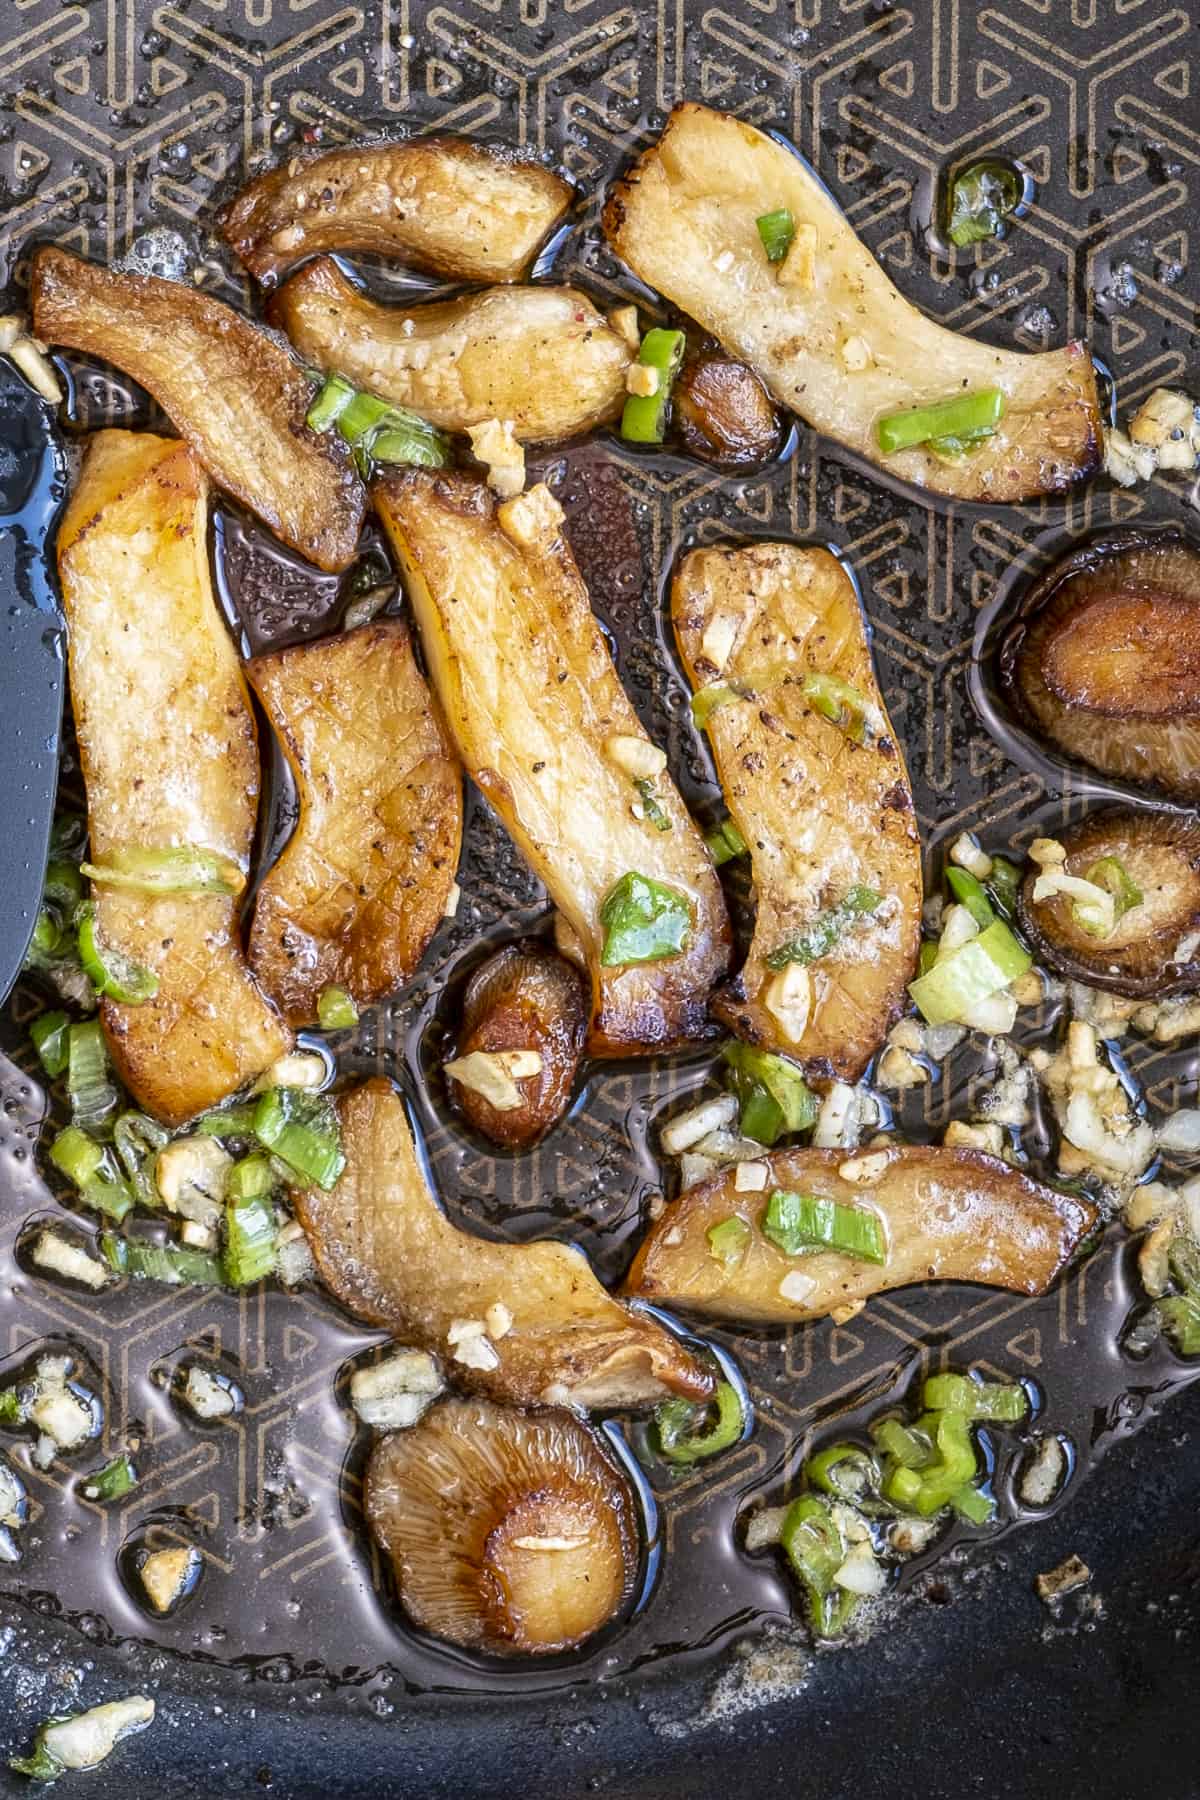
2 3 1199 1795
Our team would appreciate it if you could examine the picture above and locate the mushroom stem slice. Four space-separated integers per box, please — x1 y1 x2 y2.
624 1145 1097 1325
366 1397 638 1654
57 432 291 1124
374 470 731 1056
1018 810 1200 999
220 139 572 288
673 541 922 1080
269 260 631 444
31 247 364 574
295 1079 713 1408
603 104 1102 503
246 622 462 1026
450 943 589 1149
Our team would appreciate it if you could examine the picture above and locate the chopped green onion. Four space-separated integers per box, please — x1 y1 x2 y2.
51 1127 134 1222
81 843 243 897
721 1043 818 1145
113 1112 169 1207
756 208 795 262
633 778 672 833
876 387 1004 455
945 866 995 929
762 1189 886 1264
806 1442 880 1504
908 918 1031 1025
336 389 392 445
196 1104 259 1140
986 856 1020 918
918 940 938 976
30 1010 70 1079
899 1410 979 1517
598 871 691 967
229 1154 275 1203
9 1731 65 1782
707 1216 751 1266
224 1193 278 1288
765 886 884 970
1158 1291 1200 1355
871 1416 933 1469
801 672 874 743
27 909 64 963
1078 856 1143 937
691 683 744 729
317 985 359 1031
945 159 1023 249
100 1231 221 1285
951 1482 996 1524
305 371 356 433
44 860 83 919
0 1388 22 1427
780 1495 858 1638
253 1088 345 1190
620 327 686 445
66 1021 119 1131
922 1372 1028 1422
654 1381 745 1464
82 1453 137 1502
705 819 747 866
370 419 452 469
76 905 158 1005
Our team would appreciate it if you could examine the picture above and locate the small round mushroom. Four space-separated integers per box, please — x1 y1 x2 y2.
446 942 588 1149
674 352 782 468
365 1397 639 1654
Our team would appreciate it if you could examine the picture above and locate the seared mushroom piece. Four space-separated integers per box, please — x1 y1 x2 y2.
447 944 588 1149
31 248 364 574
269 260 631 444
674 352 781 467
625 1145 1097 1325
1018 811 1200 998
58 432 291 1123
246 621 462 1026
672 541 922 1080
366 1398 638 1654
220 139 572 288
604 104 1101 503
295 1079 713 1408
998 527 1200 798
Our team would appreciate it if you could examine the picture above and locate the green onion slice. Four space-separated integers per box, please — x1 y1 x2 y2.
50 1126 134 1222
950 1481 995 1524
113 1111 169 1207
305 371 356 433
224 1193 278 1288
0 1388 22 1427
922 1372 1028 1422
705 819 747 867
756 207 795 262
100 1231 222 1286
762 1189 886 1264
801 672 875 743
876 387 1004 455
598 871 691 967
229 1153 276 1203
945 866 995 929
196 1104 260 1140
765 886 883 970
945 159 1024 249
779 1495 859 1638
82 843 244 898
620 326 686 445
691 682 748 729
721 1042 818 1146
82 1453 138 1502
253 1088 345 1190
66 1020 119 1132
871 1415 934 1470
1158 1290 1200 1356
890 1410 979 1517
30 1010 70 1079
706 1216 751 1266
908 918 1031 1026
76 905 159 1005
633 778 673 833
985 855 1020 918
1078 856 1143 937
317 985 359 1031
806 1442 881 1504
654 1380 745 1464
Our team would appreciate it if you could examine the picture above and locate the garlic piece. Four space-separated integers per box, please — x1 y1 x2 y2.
467 418 525 499
497 481 563 551
734 1159 769 1193
777 220 817 291
139 1544 200 1613
604 733 667 780
444 1049 543 1113
625 362 660 398
763 962 811 1045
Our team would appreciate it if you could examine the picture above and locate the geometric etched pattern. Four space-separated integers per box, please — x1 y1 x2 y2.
0 0 1197 1695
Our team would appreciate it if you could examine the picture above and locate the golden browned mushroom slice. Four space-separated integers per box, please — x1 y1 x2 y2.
673 541 921 1080
57 432 291 1124
1017 811 1200 999
604 104 1102 503
220 139 572 288
31 247 364 573
374 471 731 1056
366 1397 638 1654
269 259 631 444
296 1079 713 1408
446 943 589 1149
245 621 462 1027
998 526 1200 798
625 1144 1097 1325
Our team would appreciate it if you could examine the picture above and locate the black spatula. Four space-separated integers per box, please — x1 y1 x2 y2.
0 365 67 1003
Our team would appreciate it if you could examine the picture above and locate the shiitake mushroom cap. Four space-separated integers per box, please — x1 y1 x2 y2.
452 942 588 1149
998 525 1200 798
366 1397 639 1655
1017 809 1200 997
674 351 782 468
